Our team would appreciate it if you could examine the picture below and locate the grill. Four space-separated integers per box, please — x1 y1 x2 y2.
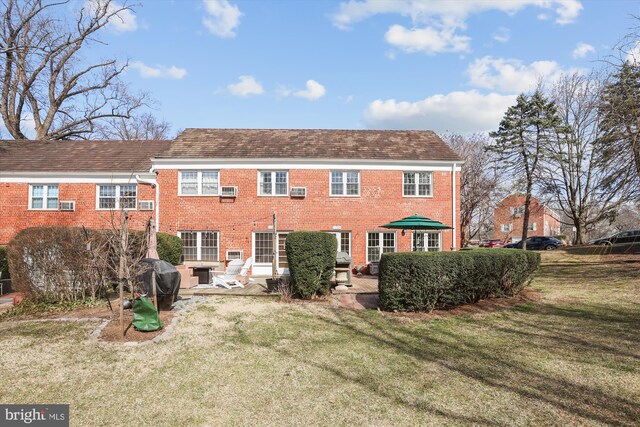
335 251 353 286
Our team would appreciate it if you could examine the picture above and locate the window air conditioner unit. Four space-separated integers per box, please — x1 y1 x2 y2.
514 213 522 218
226 249 243 261
139 200 154 211
220 186 238 197
290 187 307 197
59 201 75 212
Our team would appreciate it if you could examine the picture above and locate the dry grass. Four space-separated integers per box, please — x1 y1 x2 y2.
0 249 639 426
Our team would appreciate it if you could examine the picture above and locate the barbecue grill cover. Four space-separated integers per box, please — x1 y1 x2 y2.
139 258 181 299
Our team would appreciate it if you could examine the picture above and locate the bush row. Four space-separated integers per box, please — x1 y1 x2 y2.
7 226 183 302
286 231 337 299
379 249 540 312
0 246 9 279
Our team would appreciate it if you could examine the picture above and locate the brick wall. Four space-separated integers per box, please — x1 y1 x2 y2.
0 182 156 245
494 194 560 242
158 168 461 269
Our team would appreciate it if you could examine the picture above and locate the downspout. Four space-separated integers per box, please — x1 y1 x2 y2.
451 163 457 251
135 174 160 231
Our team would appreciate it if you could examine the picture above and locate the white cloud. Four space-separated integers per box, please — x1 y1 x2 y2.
363 90 517 133
227 75 264 97
294 80 326 100
385 24 470 54
86 0 138 33
466 56 575 93
332 1 582 55
202 0 242 38
130 61 187 79
572 42 595 59
492 27 510 43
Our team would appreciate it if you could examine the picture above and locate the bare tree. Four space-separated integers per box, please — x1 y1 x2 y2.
0 0 147 140
541 72 640 244
93 112 173 140
442 133 500 246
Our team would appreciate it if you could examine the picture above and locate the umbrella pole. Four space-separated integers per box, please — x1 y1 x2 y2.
413 230 417 252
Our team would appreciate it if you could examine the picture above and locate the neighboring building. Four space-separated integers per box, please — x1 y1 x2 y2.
494 194 561 243
0 129 462 275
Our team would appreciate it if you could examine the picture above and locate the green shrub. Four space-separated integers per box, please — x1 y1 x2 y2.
0 246 8 279
156 232 183 265
286 231 337 299
379 249 540 312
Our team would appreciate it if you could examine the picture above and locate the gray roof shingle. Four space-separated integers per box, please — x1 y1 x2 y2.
0 140 172 173
165 129 461 162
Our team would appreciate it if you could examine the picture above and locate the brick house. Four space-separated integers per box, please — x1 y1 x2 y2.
494 194 561 243
0 129 462 275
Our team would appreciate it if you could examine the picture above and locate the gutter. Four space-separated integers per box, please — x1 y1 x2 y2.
135 174 160 231
452 162 457 251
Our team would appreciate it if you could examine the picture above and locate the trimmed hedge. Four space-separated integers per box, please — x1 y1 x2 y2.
286 231 337 299
0 246 9 279
156 232 183 265
379 249 540 312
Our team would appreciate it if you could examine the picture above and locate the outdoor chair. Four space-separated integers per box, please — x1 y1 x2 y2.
210 259 245 289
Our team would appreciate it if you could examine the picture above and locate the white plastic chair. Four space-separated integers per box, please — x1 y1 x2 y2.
211 259 245 289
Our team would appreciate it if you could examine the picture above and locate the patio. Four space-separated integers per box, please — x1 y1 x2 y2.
181 275 379 297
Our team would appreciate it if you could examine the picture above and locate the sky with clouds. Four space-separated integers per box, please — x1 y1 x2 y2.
88 0 640 134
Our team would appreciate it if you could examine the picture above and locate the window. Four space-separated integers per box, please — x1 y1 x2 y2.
528 222 537 231
179 231 219 261
510 206 525 215
367 232 396 263
326 231 351 255
414 232 441 252
259 171 288 196
501 223 513 232
97 184 137 210
403 172 432 197
226 250 244 261
29 184 58 210
330 171 360 196
253 232 289 265
179 171 219 196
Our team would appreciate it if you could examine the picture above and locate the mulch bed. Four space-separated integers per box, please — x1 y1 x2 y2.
98 308 176 343
385 288 543 320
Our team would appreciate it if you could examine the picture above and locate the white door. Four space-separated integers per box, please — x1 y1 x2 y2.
252 232 289 275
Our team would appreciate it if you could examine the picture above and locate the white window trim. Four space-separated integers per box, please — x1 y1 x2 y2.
330 171 361 197
412 232 442 252
326 231 352 255
178 170 220 196
402 171 433 198
96 184 138 211
179 230 220 262
257 170 289 197
28 184 59 210
366 231 397 264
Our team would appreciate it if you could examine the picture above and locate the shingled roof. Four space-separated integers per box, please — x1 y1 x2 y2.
0 139 172 173
164 129 462 162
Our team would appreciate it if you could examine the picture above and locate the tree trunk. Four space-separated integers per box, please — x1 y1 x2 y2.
521 184 533 250
573 218 587 245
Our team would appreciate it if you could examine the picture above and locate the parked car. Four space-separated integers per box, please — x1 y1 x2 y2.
504 236 564 250
479 239 504 248
589 229 640 246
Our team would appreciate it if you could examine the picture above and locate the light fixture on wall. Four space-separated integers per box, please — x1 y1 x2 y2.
401 230 406 236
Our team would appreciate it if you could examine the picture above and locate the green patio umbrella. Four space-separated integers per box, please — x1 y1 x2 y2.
381 214 452 252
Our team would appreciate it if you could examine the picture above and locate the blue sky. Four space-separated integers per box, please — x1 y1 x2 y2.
86 0 640 134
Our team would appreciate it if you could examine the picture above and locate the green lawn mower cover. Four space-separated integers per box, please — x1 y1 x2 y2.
132 297 163 332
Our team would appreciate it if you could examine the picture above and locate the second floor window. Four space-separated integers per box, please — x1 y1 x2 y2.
30 184 58 209
331 171 360 196
259 171 288 196
510 206 525 215
97 184 137 210
180 171 219 196
403 172 432 197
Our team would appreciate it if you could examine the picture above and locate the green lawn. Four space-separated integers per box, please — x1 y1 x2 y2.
0 249 638 426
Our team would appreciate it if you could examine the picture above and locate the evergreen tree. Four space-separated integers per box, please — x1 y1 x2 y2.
489 91 563 249
599 61 640 180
